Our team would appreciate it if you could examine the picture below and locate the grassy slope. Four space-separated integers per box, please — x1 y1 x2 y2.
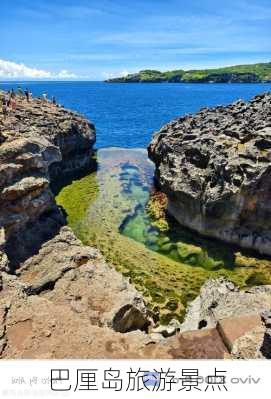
106 62 271 83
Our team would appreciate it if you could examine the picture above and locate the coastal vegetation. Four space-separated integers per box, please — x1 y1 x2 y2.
106 61 271 83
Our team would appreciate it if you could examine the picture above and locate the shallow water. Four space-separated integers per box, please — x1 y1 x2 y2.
56 148 271 324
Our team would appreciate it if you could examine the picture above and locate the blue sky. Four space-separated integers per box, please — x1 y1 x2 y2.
0 0 270 80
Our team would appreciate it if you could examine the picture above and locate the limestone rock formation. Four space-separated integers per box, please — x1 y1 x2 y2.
179 277 271 358
148 92 271 255
180 277 271 331
0 226 155 359
0 93 95 266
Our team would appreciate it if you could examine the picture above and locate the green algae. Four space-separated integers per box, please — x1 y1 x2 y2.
245 272 271 286
56 148 271 325
56 172 99 235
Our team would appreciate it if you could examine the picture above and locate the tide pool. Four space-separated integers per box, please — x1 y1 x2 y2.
56 148 271 325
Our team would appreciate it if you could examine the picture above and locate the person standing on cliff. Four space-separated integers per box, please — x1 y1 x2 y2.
52 96 56 105
24 88 30 102
11 96 17 111
1 97 8 120
9 89 16 111
10 89 16 99
7 91 11 108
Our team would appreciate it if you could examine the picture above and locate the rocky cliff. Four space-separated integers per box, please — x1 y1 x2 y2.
149 92 271 255
0 93 96 266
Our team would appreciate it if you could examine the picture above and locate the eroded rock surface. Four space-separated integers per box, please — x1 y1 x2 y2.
0 228 233 359
0 226 156 359
179 277 271 358
148 92 271 255
0 93 95 266
180 277 271 330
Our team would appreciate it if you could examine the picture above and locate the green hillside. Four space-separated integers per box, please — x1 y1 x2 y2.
106 62 271 83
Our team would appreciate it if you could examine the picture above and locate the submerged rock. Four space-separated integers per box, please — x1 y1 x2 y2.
148 92 271 255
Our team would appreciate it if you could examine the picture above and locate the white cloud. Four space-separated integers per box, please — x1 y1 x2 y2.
102 69 131 79
121 70 130 77
56 69 77 79
0 59 77 79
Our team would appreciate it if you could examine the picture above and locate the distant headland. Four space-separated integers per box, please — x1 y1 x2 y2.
106 61 271 83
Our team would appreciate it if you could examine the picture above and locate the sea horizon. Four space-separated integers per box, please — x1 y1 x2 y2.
2 80 271 149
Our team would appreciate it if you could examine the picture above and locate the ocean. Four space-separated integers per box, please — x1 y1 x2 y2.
1 81 271 148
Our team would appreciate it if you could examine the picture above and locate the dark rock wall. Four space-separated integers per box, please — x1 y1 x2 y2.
148 93 271 255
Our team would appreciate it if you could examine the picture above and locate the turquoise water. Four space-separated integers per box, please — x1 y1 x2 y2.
56 147 271 324
118 155 235 271
1 81 271 148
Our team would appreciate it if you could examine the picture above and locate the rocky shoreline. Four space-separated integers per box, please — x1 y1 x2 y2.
0 92 271 359
149 92 271 256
